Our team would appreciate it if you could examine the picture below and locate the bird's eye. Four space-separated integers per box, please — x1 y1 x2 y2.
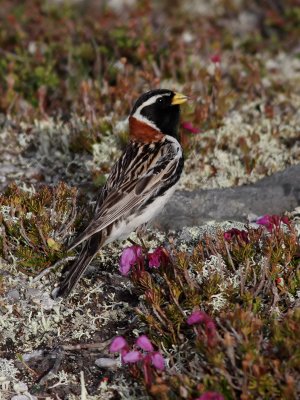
157 97 163 104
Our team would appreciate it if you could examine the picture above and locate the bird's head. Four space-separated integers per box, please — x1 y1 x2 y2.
129 89 187 142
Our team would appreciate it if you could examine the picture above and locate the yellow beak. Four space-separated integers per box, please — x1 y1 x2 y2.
171 92 188 105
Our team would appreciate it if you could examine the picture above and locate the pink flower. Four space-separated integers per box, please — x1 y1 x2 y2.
256 215 273 231
196 392 224 400
187 310 207 325
151 352 165 370
109 336 128 352
182 121 200 134
281 216 290 225
123 351 143 363
187 311 217 346
256 214 290 232
148 247 168 268
109 333 166 383
136 335 154 352
224 228 249 243
119 245 143 276
210 54 221 64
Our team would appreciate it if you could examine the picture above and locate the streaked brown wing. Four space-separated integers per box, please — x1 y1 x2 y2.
68 141 178 250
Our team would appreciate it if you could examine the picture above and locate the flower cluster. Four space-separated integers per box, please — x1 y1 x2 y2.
110 335 165 386
256 214 290 232
223 228 249 243
187 310 217 347
119 245 168 276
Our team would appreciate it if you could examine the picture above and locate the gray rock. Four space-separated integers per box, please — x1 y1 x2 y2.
157 164 300 230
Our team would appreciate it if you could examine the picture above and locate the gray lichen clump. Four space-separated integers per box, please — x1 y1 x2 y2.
0 0 300 399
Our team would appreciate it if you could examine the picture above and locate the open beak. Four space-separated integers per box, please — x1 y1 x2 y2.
171 92 188 105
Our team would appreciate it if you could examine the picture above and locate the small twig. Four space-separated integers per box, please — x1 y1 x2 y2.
19 219 35 248
80 371 88 400
32 256 75 282
7 93 18 115
240 258 250 296
128 236 147 251
37 224 48 250
224 241 235 270
271 284 280 310
252 266 257 288
58 195 77 239
163 272 186 317
61 339 111 352
1 227 8 259
253 258 268 297
17 355 39 377
50 196 57 226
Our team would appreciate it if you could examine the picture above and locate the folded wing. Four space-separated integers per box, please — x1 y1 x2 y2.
68 140 180 250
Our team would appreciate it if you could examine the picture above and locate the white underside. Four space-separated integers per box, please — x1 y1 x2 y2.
103 134 182 246
104 182 178 245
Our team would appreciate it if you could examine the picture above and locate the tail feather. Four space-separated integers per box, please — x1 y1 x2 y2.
52 233 102 299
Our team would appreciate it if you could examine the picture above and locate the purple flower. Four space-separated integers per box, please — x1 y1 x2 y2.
151 352 165 370
109 336 128 353
256 215 273 231
136 335 154 352
123 350 143 363
187 311 217 346
109 332 166 384
224 228 249 243
256 214 290 232
187 310 207 325
119 245 143 276
148 247 168 268
182 121 200 134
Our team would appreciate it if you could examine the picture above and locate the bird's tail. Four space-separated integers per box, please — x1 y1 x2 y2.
52 233 101 299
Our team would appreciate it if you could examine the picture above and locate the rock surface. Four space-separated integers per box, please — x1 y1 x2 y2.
158 164 300 230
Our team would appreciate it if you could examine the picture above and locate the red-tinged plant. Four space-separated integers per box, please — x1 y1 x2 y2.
148 247 169 268
224 228 249 243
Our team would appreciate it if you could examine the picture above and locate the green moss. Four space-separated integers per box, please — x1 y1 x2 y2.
0 183 79 274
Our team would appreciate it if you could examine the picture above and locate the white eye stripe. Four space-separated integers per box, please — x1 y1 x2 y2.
132 93 171 130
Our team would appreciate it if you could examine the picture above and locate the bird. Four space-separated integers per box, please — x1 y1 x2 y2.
52 89 187 298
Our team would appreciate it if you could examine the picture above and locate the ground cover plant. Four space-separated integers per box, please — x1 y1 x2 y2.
0 0 299 399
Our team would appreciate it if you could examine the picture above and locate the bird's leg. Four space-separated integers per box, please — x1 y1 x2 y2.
127 224 148 251
128 238 139 246
136 224 148 250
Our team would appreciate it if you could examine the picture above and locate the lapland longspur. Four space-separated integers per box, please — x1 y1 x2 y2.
53 89 187 298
